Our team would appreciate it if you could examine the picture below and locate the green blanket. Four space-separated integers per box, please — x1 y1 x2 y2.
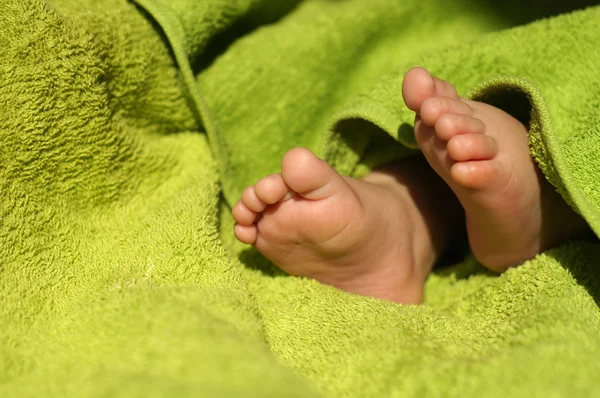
2 0 600 396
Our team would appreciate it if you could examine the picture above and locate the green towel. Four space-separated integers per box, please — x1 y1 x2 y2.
2 0 600 396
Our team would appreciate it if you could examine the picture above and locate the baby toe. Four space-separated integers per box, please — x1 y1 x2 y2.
447 134 497 162
402 67 436 112
450 160 498 189
435 113 486 141
241 186 267 213
281 147 348 200
254 173 292 204
413 117 435 147
232 201 258 226
431 75 459 100
234 224 258 244
402 67 460 112
420 97 473 126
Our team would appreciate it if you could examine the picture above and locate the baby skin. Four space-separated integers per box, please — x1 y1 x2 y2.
232 67 590 304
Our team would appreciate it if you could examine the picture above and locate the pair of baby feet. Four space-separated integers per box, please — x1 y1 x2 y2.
232 68 589 304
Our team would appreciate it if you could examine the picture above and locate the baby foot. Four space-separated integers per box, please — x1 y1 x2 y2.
402 67 589 271
232 148 458 303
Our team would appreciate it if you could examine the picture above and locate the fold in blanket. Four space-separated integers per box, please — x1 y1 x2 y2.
1 0 599 396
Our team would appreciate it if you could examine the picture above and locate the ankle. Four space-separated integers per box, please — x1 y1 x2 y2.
365 157 466 271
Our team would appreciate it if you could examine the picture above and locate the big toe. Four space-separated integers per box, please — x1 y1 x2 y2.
402 67 459 112
281 148 350 200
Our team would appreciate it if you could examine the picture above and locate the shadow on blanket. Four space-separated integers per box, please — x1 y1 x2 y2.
192 0 304 74
549 242 600 307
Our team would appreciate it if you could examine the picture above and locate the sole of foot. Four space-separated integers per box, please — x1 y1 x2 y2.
402 66 590 272
232 147 459 303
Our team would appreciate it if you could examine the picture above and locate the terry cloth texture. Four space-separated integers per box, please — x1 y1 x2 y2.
1 0 600 396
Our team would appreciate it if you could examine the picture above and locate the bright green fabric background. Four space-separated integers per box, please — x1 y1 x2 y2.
1 0 599 396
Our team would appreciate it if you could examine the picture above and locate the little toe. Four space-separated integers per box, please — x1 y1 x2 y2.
402 67 459 111
435 113 486 141
241 186 267 213
281 148 350 200
234 224 258 244
232 201 258 226
447 134 497 162
420 97 473 126
450 160 498 189
254 173 293 205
